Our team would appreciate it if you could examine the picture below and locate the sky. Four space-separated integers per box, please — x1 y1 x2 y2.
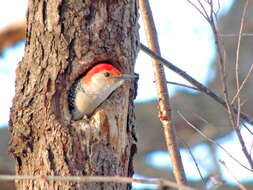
1 0 253 188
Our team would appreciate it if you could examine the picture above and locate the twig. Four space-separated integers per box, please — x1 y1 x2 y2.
139 0 186 186
228 0 253 170
250 139 253 156
166 81 199 91
235 0 249 126
231 1 252 106
231 0 253 170
219 160 248 190
186 0 209 20
231 63 253 105
208 0 235 130
179 137 205 187
0 175 196 190
140 43 253 126
241 122 253 138
220 33 253 37
177 111 253 173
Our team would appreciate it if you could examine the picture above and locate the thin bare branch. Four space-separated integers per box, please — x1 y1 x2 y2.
140 43 253 126
217 0 221 14
231 63 253 105
179 137 205 187
186 0 209 21
187 0 236 131
234 125 253 170
0 175 196 190
209 10 235 127
220 33 253 37
235 0 249 126
250 140 253 156
219 160 248 190
139 0 186 185
200 0 253 170
217 0 252 171
166 81 199 91
241 122 253 137
178 111 253 173
226 0 253 169
197 0 210 19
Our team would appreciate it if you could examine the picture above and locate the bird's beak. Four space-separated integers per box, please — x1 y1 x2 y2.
114 74 137 80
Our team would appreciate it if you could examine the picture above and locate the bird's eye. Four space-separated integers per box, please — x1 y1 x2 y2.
104 72 110 77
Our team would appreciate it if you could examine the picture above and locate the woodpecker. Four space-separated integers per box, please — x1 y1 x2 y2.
68 63 134 120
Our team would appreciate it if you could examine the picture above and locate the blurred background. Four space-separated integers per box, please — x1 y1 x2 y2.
0 0 253 189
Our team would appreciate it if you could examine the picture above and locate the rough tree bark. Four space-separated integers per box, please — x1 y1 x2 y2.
9 0 139 189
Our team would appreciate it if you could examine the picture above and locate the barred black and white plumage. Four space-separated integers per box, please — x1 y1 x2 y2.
68 79 80 114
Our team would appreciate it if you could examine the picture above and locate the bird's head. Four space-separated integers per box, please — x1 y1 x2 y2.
82 63 135 93
83 63 134 87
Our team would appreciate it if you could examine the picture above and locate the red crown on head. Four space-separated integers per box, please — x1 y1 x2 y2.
83 63 121 83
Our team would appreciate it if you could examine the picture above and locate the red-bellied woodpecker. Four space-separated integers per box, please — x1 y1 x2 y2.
68 63 135 120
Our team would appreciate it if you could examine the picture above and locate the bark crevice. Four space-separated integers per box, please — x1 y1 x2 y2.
9 0 139 189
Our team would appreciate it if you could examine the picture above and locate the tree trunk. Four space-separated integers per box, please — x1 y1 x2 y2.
9 0 139 189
